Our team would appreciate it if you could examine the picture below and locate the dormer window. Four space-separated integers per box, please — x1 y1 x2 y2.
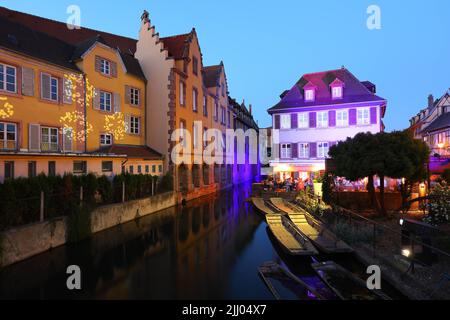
100 59 111 76
332 86 343 99
305 89 315 101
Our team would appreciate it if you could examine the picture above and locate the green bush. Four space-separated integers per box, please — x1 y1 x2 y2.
66 204 92 243
331 220 374 245
158 171 174 193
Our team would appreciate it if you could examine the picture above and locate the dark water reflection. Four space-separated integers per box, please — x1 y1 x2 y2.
0 183 404 300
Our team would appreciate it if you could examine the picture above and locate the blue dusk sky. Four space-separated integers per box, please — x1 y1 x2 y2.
1 0 449 131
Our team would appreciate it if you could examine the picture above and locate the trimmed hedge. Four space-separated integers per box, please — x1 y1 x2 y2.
0 171 173 231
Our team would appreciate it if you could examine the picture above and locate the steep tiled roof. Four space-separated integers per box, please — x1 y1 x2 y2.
160 33 190 60
0 6 145 80
0 6 137 53
203 64 222 88
0 15 79 71
268 67 386 113
421 112 450 134
96 145 163 160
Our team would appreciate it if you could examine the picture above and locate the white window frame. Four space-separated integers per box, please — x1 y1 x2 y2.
0 63 17 93
100 91 112 112
130 87 140 106
336 109 349 127
0 122 17 150
41 126 59 152
100 58 111 76
214 102 219 121
100 133 113 146
193 88 198 112
332 86 343 99
317 142 329 158
179 81 185 106
305 89 315 101
41 73 59 102
130 116 140 135
280 114 291 130
281 143 292 159
298 112 309 129
298 143 309 159
317 111 329 128
193 122 199 148
357 108 370 125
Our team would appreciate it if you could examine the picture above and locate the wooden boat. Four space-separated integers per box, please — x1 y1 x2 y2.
312 261 391 300
258 261 325 300
266 214 318 256
251 197 278 215
271 198 353 254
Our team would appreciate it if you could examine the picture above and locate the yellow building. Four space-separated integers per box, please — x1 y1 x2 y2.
0 9 163 181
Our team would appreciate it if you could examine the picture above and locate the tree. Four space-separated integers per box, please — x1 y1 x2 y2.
329 131 429 216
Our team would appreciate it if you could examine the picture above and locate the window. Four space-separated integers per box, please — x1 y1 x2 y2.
0 122 17 150
130 87 140 106
100 133 112 146
317 111 329 128
145 165 149 174
0 63 17 93
138 165 142 174
4 161 14 180
193 122 199 148
280 114 291 129
100 58 111 75
214 102 219 122
221 82 225 97
305 89 315 101
357 108 370 125
192 57 198 75
227 111 231 128
298 143 309 158
129 165 134 174
48 161 56 177
73 161 87 174
130 116 140 134
41 73 59 101
179 120 186 146
332 86 343 99
221 106 226 124
281 144 292 159
317 142 330 158
336 110 348 127
100 91 112 112
41 127 59 152
102 161 113 172
193 88 198 112
179 81 186 106
28 161 37 178
158 165 162 173
298 113 309 129
203 95 208 116
152 165 156 173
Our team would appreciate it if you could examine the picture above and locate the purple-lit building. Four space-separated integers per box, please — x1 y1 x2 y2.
267 67 387 181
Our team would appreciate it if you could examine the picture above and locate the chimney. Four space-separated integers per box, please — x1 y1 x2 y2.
428 94 434 109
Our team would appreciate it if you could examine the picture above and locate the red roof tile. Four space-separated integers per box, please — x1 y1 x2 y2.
96 145 163 160
159 33 190 60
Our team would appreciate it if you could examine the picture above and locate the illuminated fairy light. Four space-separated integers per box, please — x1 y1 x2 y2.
104 112 128 141
59 110 93 143
0 96 14 119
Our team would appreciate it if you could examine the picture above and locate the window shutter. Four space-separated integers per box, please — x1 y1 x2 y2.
63 128 73 152
58 78 63 104
274 115 280 129
95 56 102 72
349 109 357 125
41 73 51 100
114 93 121 113
329 110 336 127
370 107 378 124
310 142 317 158
111 61 118 78
292 143 298 158
29 124 41 151
63 78 73 104
291 114 298 129
93 88 101 110
125 114 131 133
125 85 131 104
279 144 282 159
22 67 35 96
309 112 317 128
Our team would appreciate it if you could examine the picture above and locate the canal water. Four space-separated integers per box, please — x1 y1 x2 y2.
0 183 404 300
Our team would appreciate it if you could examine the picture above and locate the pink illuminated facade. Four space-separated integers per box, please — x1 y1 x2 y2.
267 67 387 180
